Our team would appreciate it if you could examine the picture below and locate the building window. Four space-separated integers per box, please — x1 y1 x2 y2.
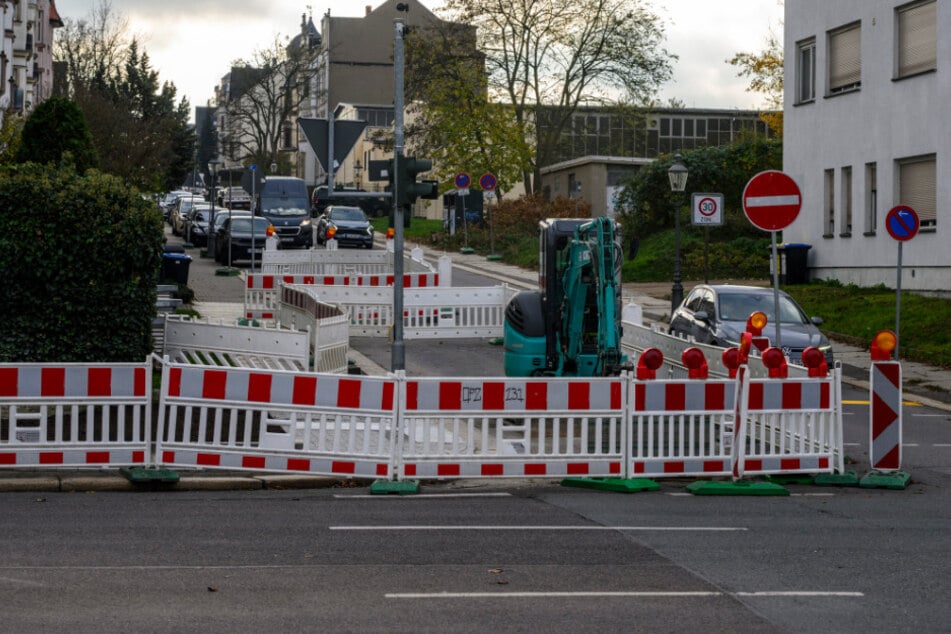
896 0 936 78
840 166 852 237
283 124 293 149
796 38 816 103
898 155 936 229
864 162 877 235
828 22 861 94
824 169 835 237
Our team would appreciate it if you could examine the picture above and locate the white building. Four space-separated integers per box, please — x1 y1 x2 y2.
783 0 946 293
1 0 62 123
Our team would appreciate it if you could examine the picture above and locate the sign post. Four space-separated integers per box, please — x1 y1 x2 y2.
454 172 473 253
884 205 919 359
692 193 723 283
480 173 499 260
742 171 803 353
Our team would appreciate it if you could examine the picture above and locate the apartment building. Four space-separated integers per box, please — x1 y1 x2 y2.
783 0 946 292
1 0 63 122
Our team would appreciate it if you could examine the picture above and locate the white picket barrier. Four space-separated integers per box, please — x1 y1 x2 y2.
739 371 843 476
0 361 152 469
261 245 437 276
155 363 399 479
398 376 627 479
626 378 738 478
277 286 350 373
164 317 311 372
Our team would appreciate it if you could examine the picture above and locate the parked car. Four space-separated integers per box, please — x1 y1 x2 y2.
668 284 833 364
159 190 192 222
184 207 213 247
170 195 205 236
211 210 251 261
256 176 312 248
215 215 275 265
315 205 374 248
218 186 252 210
312 186 390 217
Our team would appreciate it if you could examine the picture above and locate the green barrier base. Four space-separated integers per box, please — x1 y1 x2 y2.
370 479 420 495
486 254 502 261
215 267 241 277
687 479 789 496
766 474 816 485
813 471 861 486
460 247 475 254
859 470 911 490
119 467 180 488
561 477 660 493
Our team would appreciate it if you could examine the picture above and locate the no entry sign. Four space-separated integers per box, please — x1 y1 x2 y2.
742 170 802 231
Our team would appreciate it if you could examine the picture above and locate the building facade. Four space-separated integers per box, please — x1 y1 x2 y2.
1 0 62 122
783 0 946 292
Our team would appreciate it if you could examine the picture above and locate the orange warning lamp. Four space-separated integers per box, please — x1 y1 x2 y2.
265 224 275 237
386 227 395 239
871 330 897 361
745 311 768 336
327 226 337 239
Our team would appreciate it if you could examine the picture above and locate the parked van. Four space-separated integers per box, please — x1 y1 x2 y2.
256 176 313 248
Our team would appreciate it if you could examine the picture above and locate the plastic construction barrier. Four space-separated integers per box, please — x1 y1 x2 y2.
0 361 152 469
155 363 398 479
399 376 627 479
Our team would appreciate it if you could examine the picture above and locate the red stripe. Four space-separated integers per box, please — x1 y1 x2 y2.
0 368 17 396
609 462 621 474
782 383 802 410
748 383 764 409
663 461 685 474
482 464 504 476
162 450 176 462
336 379 361 409
0 453 16 465
332 461 356 474
41 367 65 397
483 382 504 409
243 456 266 469
292 375 318 406
404 464 417 477
132 451 145 463
611 382 622 410
525 382 547 410
568 382 589 410
703 460 725 472
437 463 460 476
247 373 272 402
632 462 645 474
666 384 686 411
819 457 829 470
705 384 725 411
134 367 146 397
87 368 112 397
524 463 547 475
873 445 900 471
405 381 419 410
196 453 220 466
634 384 646 412
40 452 64 465
376 464 389 476
202 370 227 400
303 275 315 285
439 382 462 410
745 459 763 471
871 393 897 439
287 458 311 471
85 451 110 464
780 458 801 471
820 382 830 409
566 463 589 475
167 368 182 397
262 276 275 289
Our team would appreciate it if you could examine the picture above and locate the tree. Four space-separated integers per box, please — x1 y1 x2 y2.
15 97 99 172
437 0 674 193
221 36 319 170
54 0 194 190
728 25 784 137
405 22 532 200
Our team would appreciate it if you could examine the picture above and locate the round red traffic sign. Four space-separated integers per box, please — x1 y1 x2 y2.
479 172 497 191
742 170 802 231
885 206 919 241
454 172 470 189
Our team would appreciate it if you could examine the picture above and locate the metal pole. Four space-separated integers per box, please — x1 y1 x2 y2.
251 166 257 272
771 230 782 352
895 242 903 359
392 18 406 371
207 165 217 258
670 196 683 315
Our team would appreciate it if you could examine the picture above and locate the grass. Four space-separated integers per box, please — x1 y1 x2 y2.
375 217 951 368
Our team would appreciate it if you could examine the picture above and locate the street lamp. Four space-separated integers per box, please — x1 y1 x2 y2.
668 153 689 315
207 158 224 259
354 159 363 187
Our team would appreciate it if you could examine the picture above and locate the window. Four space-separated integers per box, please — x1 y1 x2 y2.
897 0 936 78
864 162 877 235
823 168 835 236
828 23 861 94
796 38 816 103
898 155 936 228
841 166 852 236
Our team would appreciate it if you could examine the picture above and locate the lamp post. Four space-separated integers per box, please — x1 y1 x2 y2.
668 153 689 315
207 158 224 259
354 160 363 188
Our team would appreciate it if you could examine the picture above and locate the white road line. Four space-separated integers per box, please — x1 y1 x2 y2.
330 526 747 532
386 590 863 599
334 492 513 500
934 444 951 448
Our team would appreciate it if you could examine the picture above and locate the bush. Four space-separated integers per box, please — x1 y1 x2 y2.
0 163 164 362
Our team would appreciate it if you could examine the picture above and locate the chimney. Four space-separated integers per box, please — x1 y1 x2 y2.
366 5 372 16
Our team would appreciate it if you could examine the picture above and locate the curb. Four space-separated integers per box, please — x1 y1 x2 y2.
0 473 348 493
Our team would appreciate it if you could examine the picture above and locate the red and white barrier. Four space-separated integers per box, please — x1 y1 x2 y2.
0 361 152 469
869 361 902 471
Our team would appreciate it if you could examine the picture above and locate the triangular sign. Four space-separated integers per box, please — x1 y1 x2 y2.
297 118 368 173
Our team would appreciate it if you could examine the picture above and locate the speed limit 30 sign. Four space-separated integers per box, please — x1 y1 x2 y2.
692 193 724 226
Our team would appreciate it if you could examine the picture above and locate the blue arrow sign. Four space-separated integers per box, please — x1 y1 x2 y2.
885 206 919 242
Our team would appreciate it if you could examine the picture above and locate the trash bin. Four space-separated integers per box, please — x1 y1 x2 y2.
161 252 192 285
777 243 811 284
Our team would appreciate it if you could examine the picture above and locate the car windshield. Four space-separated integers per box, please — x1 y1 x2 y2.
717 292 808 324
330 208 367 221
230 217 272 233
260 199 307 216
193 211 208 222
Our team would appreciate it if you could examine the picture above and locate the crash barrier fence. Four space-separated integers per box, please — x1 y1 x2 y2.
0 358 843 480
260 245 441 277
162 290 349 374
0 361 152 469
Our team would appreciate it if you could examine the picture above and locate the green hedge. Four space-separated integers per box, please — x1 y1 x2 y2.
0 164 164 362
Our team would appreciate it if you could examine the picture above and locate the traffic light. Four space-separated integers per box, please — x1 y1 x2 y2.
396 153 439 207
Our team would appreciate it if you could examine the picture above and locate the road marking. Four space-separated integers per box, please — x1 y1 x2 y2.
331 525 747 532
334 492 513 500
935 444 951 448
843 400 922 407
386 590 863 599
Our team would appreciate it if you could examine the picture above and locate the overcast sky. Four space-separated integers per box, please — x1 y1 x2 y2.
53 0 784 119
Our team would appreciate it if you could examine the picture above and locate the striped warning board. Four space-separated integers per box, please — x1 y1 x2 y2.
405 378 623 412
0 364 147 399
870 361 902 471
